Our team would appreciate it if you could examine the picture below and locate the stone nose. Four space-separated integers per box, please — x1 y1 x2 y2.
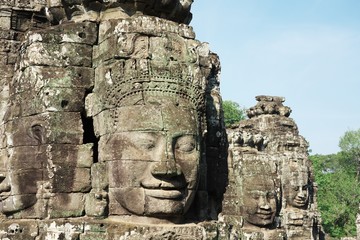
151 161 182 178
298 188 306 198
150 137 182 177
259 196 271 210
0 177 10 193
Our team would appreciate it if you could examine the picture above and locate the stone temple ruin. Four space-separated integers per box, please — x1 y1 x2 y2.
0 1 324 239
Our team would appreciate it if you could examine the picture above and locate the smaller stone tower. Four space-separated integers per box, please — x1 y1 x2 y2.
223 95 323 239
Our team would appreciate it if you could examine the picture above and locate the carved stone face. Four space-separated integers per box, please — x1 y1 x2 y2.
242 177 277 226
0 124 46 215
284 173 309 208
0 167 39 214
101 102 200 218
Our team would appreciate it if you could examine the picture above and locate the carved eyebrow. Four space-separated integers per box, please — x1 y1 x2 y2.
248 190 267 195
171 132 198 139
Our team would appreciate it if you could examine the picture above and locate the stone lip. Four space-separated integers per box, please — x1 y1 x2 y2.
145 189 184 199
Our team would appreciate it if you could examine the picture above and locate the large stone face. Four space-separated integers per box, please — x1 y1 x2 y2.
0 1 323 239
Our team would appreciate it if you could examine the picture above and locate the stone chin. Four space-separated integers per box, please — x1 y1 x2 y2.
0 195 37 214
244 211 276 227
115 187 195 218
291 198 308 208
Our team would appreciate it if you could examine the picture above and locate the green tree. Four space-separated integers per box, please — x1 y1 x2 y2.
222 100 246 127
311 151 360 238
339 128 360 178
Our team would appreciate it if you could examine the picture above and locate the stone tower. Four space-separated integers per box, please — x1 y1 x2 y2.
224 96 323 239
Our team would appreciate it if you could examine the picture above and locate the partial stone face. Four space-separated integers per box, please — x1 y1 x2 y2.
0 176 38 214
237 157 279 228
283 164 309 209
242 175 277 226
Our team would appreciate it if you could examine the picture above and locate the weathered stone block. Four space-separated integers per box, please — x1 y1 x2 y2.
0 65 13 84
4 112 83 146
149 35 187 63
85 191 108 217
94 34 149 65
8 169 44 194
98 16 195 44
117 105 162 131
162 105 198 133
0 52 8 65
52 167 91 193
46 143 94 168
0 39 12 52
98 132 166 162
0 29 20 41
49 193 85 218
80 232 109 240
91 162 108 190
83 222 107 233
15 87 86 114
0 10 11 29
21 42 92 69
39 220 84 239
93 106 163 137
93 61 125 92
0 221 38 240
6 51 17 64
108 188 136 216
0 0 15 7
0 149 7 173
7 146 46 170
26 21 98 45
107 160 148 188
0 124 6 149
14 0 38 9
0 194 37 215
15 66 94 93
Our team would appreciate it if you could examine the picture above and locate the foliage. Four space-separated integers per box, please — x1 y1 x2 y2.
339 129 360 178
311 152 360 238
222 100 246 127
339 128 360 153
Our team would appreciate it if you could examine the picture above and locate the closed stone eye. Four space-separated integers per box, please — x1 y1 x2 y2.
267 192 276 199
175 136 196 152
137 139 156 149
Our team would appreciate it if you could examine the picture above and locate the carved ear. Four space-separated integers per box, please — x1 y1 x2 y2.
28 124 45 145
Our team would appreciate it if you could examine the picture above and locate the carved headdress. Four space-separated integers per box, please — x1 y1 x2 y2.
103 72 205 112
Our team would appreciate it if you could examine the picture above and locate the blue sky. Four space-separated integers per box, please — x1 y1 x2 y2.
190 1 360 155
